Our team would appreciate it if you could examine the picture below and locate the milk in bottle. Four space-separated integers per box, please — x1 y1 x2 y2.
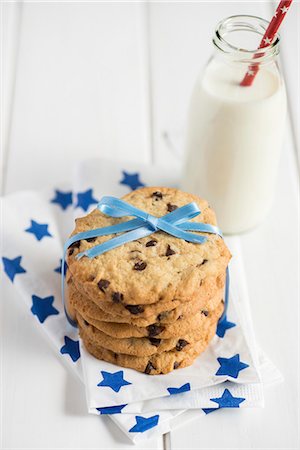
181 16 287 233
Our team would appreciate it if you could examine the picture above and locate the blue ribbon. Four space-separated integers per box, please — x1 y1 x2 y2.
61 196 228 328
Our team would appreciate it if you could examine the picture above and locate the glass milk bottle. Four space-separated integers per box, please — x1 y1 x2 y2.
181 15 287 234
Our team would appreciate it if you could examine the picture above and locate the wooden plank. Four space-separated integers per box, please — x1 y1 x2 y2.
1 0 22 193
5 1 152 193
278 0 300 159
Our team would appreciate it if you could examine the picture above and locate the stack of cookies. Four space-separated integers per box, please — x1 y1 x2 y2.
66 187 231 375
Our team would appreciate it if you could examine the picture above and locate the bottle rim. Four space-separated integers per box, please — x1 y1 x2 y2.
213 15 280 64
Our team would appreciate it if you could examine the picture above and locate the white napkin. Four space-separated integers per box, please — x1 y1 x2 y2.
1 158 283 443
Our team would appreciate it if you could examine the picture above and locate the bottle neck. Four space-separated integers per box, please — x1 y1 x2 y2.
212 15 280 67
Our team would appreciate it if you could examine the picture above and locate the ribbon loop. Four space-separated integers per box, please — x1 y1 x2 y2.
98 196 149 221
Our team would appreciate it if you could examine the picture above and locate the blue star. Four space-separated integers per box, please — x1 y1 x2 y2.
167 383 191 395
119 171 145 191
96 404 127 415
25 220 52 241
216 354 249 379
210 388 245 408
97 370 132 392
31 295 59 323
75 188 98 211
2 256 26 282
60 336 80 362
216 315 236 338
54 259 67 276
129 415 159 433
51 189 73 210
202 408 219 414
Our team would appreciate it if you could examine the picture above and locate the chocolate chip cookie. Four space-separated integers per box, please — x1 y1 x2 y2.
65 186 230 374
68 277 224 327
66 187 231 307
77 301 223 357
81 319 218 375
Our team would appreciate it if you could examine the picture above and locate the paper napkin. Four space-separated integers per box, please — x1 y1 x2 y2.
1 158 283 443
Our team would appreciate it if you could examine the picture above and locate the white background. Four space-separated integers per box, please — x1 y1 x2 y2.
1 1 299 449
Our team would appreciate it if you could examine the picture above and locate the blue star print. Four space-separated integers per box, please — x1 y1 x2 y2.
54 259 67 276
96 404 127 415
51 189 73 210
75 188 98 211
25 220 52 241
31 295 59 323
60 336 80 362
216 354 249 379
202 408 219 414
97 370 132 392
210 389 245 408
2 256 26 282
119 171 145 190
216 315 236 338
167 383 191 395
129 415 159 433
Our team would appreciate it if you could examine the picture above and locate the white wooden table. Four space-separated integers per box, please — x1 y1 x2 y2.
1 1 299 449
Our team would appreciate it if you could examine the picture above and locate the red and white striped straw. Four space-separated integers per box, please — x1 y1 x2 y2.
240 0 293 87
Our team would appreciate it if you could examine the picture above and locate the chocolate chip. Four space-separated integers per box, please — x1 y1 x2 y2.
125 304 145 314
83 319 89 327
68 240 81 255
144 361 156 374
133 261 147 271
112 292 123 303
85 237 97 243
202 259 208 265
167 203 178 212
157 311 169 321
97 279 110 292
152 191 163 200
166 245 176 256
201 310 209 317
176 339 189 351
146 239 157 247
149 338 161 347
173 361 180 369
178 315 183 320
147 324 165 337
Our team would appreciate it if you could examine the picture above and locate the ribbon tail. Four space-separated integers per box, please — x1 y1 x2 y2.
218 267 230 324
61 254 78 328
178 222 223 237
76 227 154 259
158 221 207 244
63 218 145 255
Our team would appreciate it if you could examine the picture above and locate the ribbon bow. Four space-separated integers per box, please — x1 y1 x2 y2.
62 196 228 327
64 196 223 260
